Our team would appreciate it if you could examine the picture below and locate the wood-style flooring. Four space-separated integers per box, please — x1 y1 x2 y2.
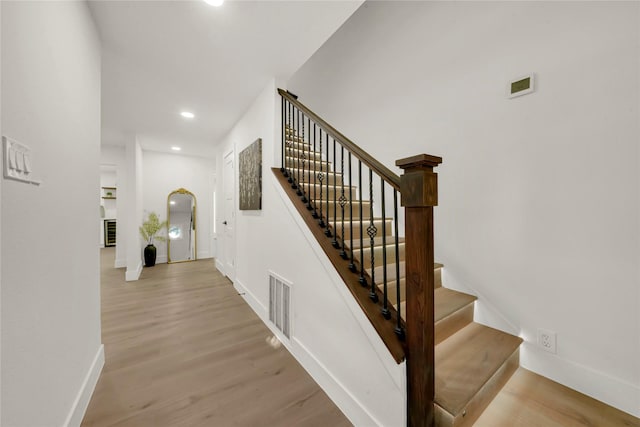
83 249 640 427
81 248 351 427
476 368 640 427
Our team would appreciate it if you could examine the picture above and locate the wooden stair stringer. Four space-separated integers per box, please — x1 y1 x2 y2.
273 167 406 363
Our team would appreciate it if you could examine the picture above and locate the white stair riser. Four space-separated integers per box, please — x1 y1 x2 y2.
338 220 394 241
285 157 332 171
287 148 323 161
306 185 357 201
355 243 406 269
287 169 342 185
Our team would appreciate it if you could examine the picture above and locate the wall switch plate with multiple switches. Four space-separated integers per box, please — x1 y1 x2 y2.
3 136 41 185
537 328 557 354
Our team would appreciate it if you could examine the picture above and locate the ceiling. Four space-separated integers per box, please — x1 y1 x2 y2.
88 0 362 159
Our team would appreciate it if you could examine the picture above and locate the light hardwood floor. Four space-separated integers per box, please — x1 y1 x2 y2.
84 249 640 427
82 248 351 427
476 368 639 427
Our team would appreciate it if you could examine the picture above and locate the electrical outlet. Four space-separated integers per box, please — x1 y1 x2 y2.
537 329 557 354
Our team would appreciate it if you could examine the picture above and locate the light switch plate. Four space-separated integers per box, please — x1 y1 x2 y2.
3 136 40 185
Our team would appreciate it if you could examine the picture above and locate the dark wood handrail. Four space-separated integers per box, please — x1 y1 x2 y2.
278 88 401 190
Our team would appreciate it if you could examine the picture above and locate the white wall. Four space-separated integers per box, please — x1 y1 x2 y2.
216 79 405 426
1 2 104 425
288 1 640 416
100 145 126 267
0 3 3 421
142 150 215 263
124 137 144 281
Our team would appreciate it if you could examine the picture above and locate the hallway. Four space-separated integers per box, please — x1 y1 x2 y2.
82 249 350 426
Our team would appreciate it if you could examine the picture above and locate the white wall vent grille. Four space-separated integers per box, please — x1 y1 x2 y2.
269 273 291 339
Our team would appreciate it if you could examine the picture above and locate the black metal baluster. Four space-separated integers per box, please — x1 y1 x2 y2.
381 178 390 319
291 106 298 189
281 97 286 176
331 139 339 247
307 118 314 210
317 129 325 227
368 168 378 302
324 133 332 237
287 102 293 183
339 146 347 258
358 161 366 286
348 153 356 272
394 189 404 339
298 111 305 198
312 123 319 218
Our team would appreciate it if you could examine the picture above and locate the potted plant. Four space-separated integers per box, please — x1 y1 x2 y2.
139 212 168 267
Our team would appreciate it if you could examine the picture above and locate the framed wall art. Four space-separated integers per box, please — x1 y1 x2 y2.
239 138 262 210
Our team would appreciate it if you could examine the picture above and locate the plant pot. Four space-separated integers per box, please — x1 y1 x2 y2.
144 244 157 267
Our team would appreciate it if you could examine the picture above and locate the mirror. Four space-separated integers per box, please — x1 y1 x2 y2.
167 188 196 263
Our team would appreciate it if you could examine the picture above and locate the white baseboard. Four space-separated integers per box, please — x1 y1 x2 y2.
234 279 267 315
215 259 224 274
63 344 104 427
151 255 212 264
521 342 640 418
235 281 389 427
125 261 142 281
114 258 126 268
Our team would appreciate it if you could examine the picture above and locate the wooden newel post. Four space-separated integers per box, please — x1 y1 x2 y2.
396 154 442 427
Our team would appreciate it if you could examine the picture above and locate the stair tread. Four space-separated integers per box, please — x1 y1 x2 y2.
285 158 331 169
286 155 328 162
344 219 391 232
435 322 523 417
289 167 340 175
397 287 475 322
379 277 406 304
309 182 356 189
322 199 371 206
367 261 443 282
434 288 477 322
350 236 405 249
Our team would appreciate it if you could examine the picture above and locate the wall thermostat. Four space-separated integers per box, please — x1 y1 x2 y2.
508 73 535 98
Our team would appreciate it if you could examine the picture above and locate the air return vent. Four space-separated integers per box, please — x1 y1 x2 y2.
269 273 291 339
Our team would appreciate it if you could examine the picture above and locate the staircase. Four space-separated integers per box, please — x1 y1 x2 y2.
277 89 523 427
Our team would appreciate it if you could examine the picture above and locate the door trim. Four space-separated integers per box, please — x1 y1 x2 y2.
222 147 236 281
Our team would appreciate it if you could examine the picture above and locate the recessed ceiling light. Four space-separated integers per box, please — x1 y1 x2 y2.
171 146 181 151
180 111 195 119
170 201 176 205
204 0 224 6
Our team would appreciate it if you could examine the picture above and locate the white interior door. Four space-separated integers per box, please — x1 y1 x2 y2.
222 150 235 280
